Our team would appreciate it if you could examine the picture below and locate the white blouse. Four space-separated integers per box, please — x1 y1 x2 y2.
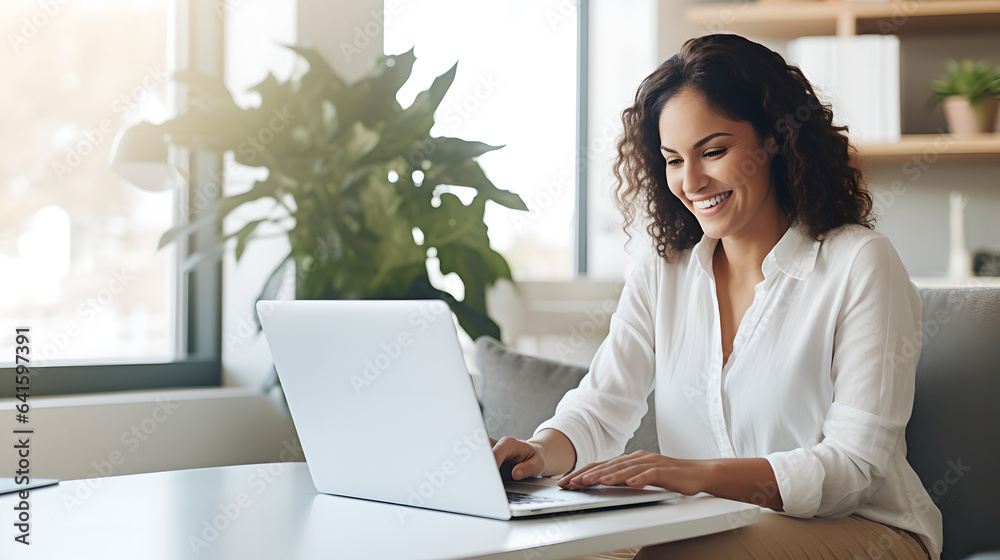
534 222 943 558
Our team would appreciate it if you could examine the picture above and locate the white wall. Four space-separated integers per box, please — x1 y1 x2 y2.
879 32 1000 275
0 388 300 480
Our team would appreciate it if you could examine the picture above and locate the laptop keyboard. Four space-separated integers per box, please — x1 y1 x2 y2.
506 491 568 505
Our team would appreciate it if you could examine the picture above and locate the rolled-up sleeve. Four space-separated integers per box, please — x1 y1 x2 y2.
533 251 659 471
765 237 922 517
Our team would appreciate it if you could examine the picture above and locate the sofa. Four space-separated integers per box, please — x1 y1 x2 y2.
475 287 1000 560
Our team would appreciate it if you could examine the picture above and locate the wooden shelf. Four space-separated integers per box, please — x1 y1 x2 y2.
685 1 1000 163
856 133 1000 164
687 0 1000 38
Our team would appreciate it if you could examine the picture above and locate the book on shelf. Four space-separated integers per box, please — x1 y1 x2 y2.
786 35 901 144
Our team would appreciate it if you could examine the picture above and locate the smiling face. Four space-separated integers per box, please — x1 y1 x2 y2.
657 88 783 242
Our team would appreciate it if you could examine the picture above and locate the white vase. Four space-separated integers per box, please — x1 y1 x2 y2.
948 191 973 280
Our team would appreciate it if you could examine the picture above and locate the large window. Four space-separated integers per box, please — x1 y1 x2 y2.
585 0 658 280
1 0 175 366
385 0 659 281
1 0 659 395
385 0 579 280
1 0 224 397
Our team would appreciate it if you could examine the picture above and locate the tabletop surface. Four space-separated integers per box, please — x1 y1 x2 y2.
0 462 760 560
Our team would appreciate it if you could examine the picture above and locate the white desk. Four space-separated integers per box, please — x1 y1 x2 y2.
0 462 759 559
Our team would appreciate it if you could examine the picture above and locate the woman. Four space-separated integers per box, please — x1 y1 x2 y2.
491 33 942 560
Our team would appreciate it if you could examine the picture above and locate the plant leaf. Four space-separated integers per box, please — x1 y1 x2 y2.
377 48 418 96
232 219 268 262
151 41 521 345
172 70 241 111
252 252 292 331
424 62 458 116
158 214 217 250
354 48 417 123
403 275 501 341
152 111 244 152
344 121 382 166
425 160 528 211
179 244 225 273
426 137 505 164
437 244 488 312
249 72 282 100
219 175 282 219
282 44 347 91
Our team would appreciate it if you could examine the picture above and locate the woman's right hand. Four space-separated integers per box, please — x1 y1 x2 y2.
490 436 546 481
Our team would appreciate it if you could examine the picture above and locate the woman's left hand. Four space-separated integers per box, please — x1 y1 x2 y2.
557 450 712 496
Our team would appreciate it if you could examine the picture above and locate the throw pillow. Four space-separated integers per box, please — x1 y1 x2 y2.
474 336 658 456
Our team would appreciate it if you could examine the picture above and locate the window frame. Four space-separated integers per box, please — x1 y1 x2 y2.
2 1 595 397
0 0 223 398
575 0 590 276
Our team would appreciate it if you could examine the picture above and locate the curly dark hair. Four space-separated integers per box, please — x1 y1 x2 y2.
612 33 874 261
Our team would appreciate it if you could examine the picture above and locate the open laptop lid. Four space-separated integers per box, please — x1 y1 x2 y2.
0 478 58 495
258 299 512 520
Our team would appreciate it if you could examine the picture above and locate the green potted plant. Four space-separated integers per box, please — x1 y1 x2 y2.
928 58 1000 134
154 45 526 345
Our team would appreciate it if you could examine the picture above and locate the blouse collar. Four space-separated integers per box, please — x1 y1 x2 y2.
692 221 822 281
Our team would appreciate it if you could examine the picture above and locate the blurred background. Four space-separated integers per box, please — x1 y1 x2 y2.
1 0 999 479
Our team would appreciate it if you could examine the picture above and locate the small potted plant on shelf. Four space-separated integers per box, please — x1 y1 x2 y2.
928 58 1000 135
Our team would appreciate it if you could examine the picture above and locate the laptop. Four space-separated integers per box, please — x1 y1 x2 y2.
0 478 58 495
257 299 677 520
